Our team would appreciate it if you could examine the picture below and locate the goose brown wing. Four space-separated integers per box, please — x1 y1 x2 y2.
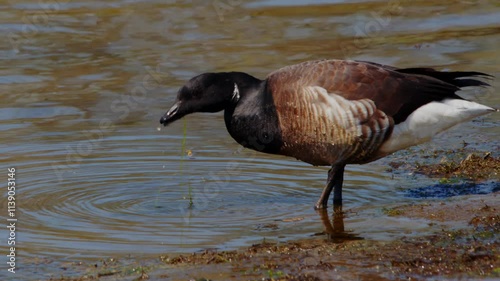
265 60 488 164
266 59 485 124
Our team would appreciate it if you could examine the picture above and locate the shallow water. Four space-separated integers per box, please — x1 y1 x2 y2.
0 0 499 279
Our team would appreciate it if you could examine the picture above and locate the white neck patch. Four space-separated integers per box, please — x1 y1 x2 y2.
231 83 240 103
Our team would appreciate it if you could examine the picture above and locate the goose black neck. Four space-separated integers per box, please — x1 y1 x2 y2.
225 71 263 94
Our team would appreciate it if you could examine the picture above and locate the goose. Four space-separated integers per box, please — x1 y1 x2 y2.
159 59 496 209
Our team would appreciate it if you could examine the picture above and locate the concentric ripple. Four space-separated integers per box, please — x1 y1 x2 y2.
12 115 407 261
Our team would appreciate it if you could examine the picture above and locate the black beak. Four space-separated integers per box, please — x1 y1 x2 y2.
159 102 181 126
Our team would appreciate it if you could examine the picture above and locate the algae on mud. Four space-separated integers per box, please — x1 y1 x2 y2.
415 153 500 181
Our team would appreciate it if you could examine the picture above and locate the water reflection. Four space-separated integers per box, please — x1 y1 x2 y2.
316 207 364 243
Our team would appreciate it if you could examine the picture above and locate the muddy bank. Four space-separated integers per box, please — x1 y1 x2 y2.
414 152 499 181
389 151 500 182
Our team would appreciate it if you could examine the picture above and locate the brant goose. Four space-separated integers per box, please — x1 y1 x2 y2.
160 59 496 209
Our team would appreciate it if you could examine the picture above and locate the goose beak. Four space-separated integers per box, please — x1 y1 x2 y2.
159 102 181 126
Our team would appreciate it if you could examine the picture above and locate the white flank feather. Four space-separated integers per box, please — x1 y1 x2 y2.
379 98 495 155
